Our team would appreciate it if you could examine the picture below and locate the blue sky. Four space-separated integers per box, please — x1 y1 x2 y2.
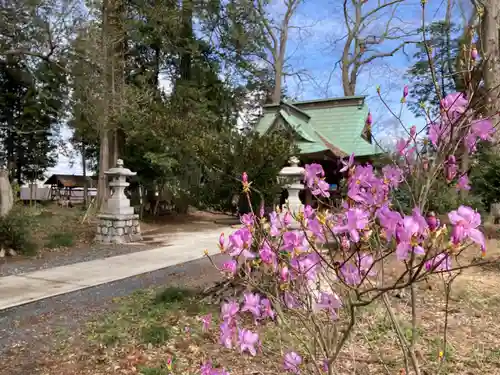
48 0 469 176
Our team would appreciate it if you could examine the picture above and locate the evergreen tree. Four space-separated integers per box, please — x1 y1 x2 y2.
406 21 460 118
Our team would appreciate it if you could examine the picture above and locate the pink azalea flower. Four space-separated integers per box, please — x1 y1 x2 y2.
315 292 342 319
201 362 231 375
448 206 485 250
456 174 471 191
321 359 329 372
333 208 369 243
240 213 254 227
290 252 321 281
284 351 302 373
440 92 468 122
425 253 451 272
201 361 213 375
356 252 376 276
282 230 310 253
238 328 259 356
304 163 330 197
283 291 301 309
377 205 403 241
301 204 315 219
395 211 428 260
201 314 212 331
340 263 362 285
307 217 326 243
260 298 275 320
259 241 276 268
471 118 495 140
221 300 239 322
269 211 283 237
382 165 403 188
241 292 261 318
445 155 458 181
228 228 255 259
428 122 449 147
222 260 237 274
219 320 234 349
340 153 355 173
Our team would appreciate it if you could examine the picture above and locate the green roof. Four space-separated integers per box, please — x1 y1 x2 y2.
256 97 380 157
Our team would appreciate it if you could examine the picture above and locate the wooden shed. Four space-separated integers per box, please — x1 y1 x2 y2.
44 174 98 200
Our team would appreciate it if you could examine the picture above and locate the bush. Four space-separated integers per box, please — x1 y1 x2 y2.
470 145 500 211
45 232 75 249
0 211 37 255
196 129 298 212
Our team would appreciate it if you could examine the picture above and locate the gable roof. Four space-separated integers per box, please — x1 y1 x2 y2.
255 96 380 157
44 174 98 188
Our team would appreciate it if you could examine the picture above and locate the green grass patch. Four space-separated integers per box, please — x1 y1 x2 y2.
87 287 213 348
45 231 75 248
139 364 171 375
141 325 172 345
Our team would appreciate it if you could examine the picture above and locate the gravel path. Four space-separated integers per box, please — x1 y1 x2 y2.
0 253 228 375
0 242 164 277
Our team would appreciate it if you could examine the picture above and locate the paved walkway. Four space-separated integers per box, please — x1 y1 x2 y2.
0 226 233 311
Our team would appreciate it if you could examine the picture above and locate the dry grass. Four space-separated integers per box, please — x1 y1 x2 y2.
13 203 94 252
34 241 500 375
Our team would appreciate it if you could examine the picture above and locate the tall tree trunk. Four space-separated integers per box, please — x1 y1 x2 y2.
271 59 283 104
180 0 193 82
98 0 125 210
82 143 88 207
482 0 500 144
97 0 111 210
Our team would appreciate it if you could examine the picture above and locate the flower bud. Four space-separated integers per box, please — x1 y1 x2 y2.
426 212 439 231
280 266 289 282
218 233 225 251
403 85 409 98
471 47 478 60
410 125 417 138
366 112 372 126
242 172 248 184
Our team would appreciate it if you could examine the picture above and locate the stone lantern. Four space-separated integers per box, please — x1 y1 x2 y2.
95 159 142 244
279 156 305 215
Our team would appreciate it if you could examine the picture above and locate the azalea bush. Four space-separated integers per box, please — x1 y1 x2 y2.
196 31 497 375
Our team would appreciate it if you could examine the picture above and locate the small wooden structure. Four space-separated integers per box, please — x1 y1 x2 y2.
44 174 98 201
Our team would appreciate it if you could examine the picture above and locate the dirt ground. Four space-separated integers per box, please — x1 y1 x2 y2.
18 236 500 375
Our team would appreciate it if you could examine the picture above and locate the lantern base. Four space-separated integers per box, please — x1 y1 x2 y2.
95 213 142 244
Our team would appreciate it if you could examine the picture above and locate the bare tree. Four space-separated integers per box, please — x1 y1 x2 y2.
330 0 419 96
254 0 303 103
